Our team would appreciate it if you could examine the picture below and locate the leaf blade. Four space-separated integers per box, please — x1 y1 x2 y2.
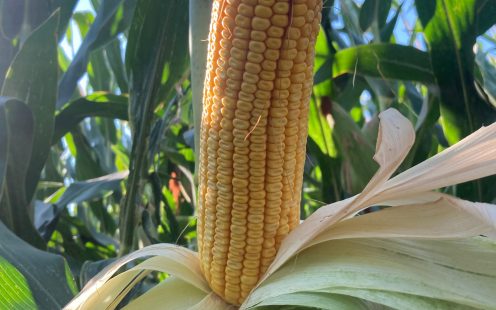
1 10 60 200
314 44 435 85
0 222 76 309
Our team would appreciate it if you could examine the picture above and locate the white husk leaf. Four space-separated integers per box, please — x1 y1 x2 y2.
376 122 496 203
124 277 207 310
309 195 496 247
64 109 496 310
64 244 209 309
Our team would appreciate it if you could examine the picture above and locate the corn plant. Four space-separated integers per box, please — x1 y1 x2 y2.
0 0 495 309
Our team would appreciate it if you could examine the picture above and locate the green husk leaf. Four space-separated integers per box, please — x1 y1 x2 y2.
245 238 496 309
249 291 370 310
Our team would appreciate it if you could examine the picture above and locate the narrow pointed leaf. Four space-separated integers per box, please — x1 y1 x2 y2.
53 93 128 143
120 0 189 254
1 11 59 200
0 97 44 247
416 0 496 144
36 171 127 240
57 0 137 107
359 0 392 31
24 0 77 38
314 44 435 85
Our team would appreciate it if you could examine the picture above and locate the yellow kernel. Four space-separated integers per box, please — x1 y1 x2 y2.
264 49 279 60
220 38 232 49
229 57 244 70
252 17 271 30
292 16 306 27
245 62 262 74
257 80 274 91
247 51 264 63
249 41 266 53
278 59 293 71
233 119 250 130
234 27 250 39
258 0 275 5
241 82 257 93
259 70 276 80
230 47 247 60
237 100 253 112
239 91 255 101
226 79 241 90
255 90 272 99
224 5 237 17
251 30 267 41
243 72 259 84
275 78 291 89
222 16 235 29
293 4 307 15
273 2 289 14
266 37 282 49
235 15 251 28
238 3 254 16
271 14 288 27
254 5 272 18
306 9 315 22
288 27 301 40
233 38 249 49
227 68 242 79
267 26 284 38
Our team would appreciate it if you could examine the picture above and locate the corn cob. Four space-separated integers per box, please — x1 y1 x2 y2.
198 0 322 305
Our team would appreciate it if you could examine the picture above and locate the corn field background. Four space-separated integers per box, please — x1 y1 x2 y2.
0 0 495 308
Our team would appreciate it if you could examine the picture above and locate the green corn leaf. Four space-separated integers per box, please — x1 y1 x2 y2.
314 44 435 85
359 0 392 31
415 0 496 142
1 10 59 202
0 97 44 248
415 0 496 202
0 256 36 310
53 93 129 143
0 221 77 309
120 0 189 255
